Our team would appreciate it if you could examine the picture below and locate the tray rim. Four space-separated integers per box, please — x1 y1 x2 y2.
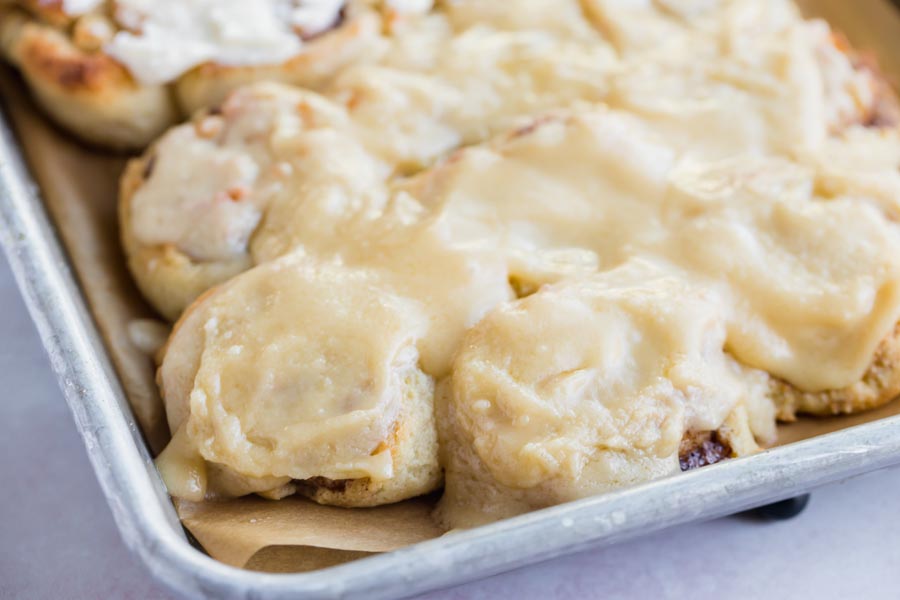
4 85 900 600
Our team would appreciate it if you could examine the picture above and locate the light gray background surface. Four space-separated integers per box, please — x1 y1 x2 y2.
2 253 899 600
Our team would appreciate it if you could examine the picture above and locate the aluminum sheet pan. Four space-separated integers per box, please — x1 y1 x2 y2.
4 51 900 600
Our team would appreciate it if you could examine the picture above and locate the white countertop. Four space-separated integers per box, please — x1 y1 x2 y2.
2 252 899 600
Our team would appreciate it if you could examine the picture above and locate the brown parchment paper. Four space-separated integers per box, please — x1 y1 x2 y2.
2 0 900 573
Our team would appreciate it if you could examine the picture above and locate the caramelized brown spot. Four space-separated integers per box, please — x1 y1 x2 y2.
843 44 900 129
194 116 224 139
507 114 568 141
33 1 65 11
20 31 132 91
679 430 732 471
32 49 100 87
822 31 900 131
296 101 316 127
295 6 345 41
142 154 157 180
508 275 540 299
225 187 248 202
373 419 403 457
829 31 852 55
21 0 70 27
294 476 351 495
383 10 402 35
344 88 366 112
509 115 558 140
863 90 900 130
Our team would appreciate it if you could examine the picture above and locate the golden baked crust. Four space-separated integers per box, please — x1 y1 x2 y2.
294 383 442 507
16 0 75 27
0 1 390 149
0 5 176 149
772 323 900 420
438 400 767 529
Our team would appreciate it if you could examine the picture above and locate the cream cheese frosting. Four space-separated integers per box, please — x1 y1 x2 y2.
127 0 879 285
136 0 900 522
61 0 103 15
438 259 775 526
127 21 618 286
105 0 346 85
412 111 900 391
154 106 900 515
385 0 434 14
158 255 431 494
100 0 435 85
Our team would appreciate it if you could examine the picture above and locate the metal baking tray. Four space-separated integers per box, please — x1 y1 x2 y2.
5 40 900 600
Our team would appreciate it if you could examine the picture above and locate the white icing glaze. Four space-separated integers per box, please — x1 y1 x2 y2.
61 0 103 15
105 0 346 84
384 0 434 13
137 0 900 522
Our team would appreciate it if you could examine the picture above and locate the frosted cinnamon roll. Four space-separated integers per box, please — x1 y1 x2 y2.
437 260 776 528
118 83 377 320
117 0 898 315
119 25 616 317
0 0 425 148
412 111 900 420
155 107 900 516
155 253 442 506
603 18 899 161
